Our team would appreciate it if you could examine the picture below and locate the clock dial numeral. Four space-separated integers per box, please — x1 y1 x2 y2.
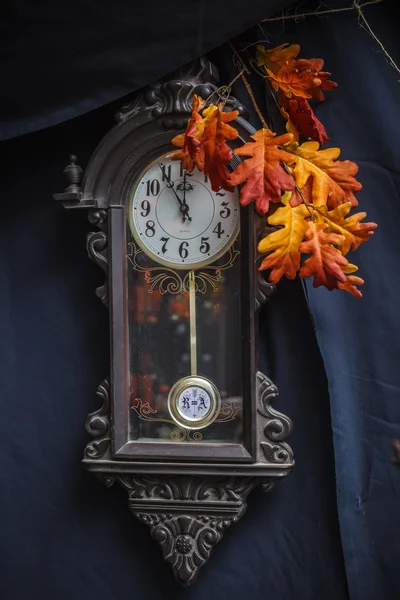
220 201 231 219
199 237 210 254
160 164 171 182
145 220 156 237
179 241 189 259
140 199 150 217
213 222 225 239
160 236 169 254
146 179 160 196
216 190 226 197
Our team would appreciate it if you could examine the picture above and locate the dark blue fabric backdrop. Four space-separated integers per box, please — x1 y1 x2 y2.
1 1 399 598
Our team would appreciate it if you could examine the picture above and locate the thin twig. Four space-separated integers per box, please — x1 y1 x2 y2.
353 0 400 76
281 162 316 219
203 69 245 108
262 0 383 22
229 42 270 129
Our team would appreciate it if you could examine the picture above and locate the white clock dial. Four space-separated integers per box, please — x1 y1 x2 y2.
128 152 240 268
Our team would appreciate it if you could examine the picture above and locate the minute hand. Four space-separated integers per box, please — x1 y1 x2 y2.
157 163 191 222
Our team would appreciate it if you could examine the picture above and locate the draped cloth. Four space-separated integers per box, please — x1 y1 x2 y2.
1 1 399 598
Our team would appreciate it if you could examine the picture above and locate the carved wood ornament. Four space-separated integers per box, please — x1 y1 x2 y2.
54 57 294 586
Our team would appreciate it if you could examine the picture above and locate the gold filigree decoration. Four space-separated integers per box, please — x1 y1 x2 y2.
214 400 242 423
131 398 200 442
131 397 241 442
127 242 240 295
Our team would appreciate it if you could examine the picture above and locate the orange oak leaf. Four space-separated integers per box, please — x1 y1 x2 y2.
337 274 364 298
267 64 321 99
229 128 295 214
172 94 205 172
256 43 300 74
314 202 377 255
299 221 350 290
199 103 239 192
258 192 310 282
278 92 329 144
285 141 362 209
266 55 337 100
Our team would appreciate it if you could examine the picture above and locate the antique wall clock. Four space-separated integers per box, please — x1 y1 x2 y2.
54 58 294 585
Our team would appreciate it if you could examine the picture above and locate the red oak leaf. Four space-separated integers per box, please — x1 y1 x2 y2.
200 103 239 192
229 128 295 214
172 94 205 172
279 92 329 144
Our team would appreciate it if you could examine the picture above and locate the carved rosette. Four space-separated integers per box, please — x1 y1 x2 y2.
117 475 256 585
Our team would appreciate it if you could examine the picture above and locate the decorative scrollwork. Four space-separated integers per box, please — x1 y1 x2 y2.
256 371 294 465
87 210 109 307
127 241 240 295
115 57 247 128
214 400 241 423
84 379 111 459
255 223 276 311
119 475 255 502
255 272 276 312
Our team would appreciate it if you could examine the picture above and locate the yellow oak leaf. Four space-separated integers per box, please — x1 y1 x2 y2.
258 192 310 283
285 141 362 209
256 43 300 74
314 202 377 255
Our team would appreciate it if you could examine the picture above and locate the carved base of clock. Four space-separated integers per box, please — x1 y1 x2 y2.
122 475 255 585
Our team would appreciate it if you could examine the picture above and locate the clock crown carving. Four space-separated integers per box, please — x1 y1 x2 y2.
54 56 294 586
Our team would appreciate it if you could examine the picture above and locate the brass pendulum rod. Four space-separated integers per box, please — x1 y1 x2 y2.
189 270 197 376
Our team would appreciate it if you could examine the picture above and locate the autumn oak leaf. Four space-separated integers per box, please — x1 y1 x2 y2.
279 92 329 144
172 94 205 172
256 43 300 74
198 103 239 192
258 192 310 282
299 221 349 290
266 55 337 100
229 128 295 214
285 141 362 208
315 202 377 255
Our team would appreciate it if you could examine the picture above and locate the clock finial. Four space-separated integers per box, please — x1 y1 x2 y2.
63 154 83 193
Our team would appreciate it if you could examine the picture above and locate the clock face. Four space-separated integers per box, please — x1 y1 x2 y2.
128 152 240 269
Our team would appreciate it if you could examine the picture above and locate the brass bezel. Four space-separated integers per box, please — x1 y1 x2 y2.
167 376 222 430
127 151 240 270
